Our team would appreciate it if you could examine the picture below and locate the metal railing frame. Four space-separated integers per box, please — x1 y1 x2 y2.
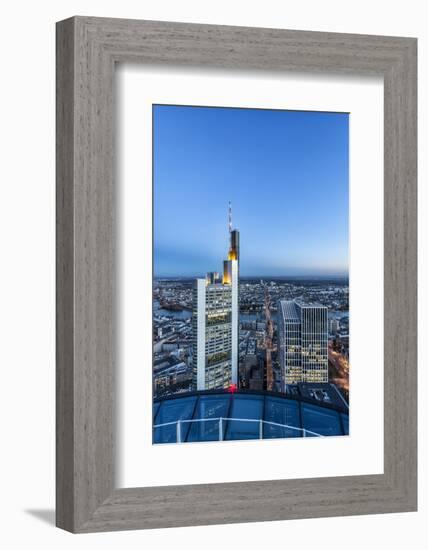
153 416 323 443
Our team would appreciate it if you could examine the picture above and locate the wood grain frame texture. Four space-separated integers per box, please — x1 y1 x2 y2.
56 16 417 533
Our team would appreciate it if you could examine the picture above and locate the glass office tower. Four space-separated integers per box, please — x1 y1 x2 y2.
192 209 239 391
278 299 329 391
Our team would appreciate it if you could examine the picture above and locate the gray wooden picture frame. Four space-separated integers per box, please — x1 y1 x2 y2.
56 16 417 533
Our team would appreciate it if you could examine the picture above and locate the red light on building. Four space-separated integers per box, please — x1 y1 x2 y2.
228 384 237 393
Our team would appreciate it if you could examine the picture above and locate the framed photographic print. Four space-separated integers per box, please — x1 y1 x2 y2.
56 17 417 532
151 105 350 444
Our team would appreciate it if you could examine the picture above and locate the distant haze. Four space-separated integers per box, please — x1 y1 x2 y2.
154 105 349 278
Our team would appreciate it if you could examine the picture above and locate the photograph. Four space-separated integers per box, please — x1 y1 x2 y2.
152 104 350 444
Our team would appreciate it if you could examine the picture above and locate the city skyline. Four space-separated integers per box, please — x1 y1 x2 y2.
154 104 349 278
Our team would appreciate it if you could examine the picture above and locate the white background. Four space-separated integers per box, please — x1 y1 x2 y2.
0 1 425 549
118 67 383 487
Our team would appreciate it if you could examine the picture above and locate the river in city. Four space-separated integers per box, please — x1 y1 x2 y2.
329 310 350 319
153 302 348 323
153 301 192 320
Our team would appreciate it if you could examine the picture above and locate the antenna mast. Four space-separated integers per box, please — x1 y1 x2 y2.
228 201 232 233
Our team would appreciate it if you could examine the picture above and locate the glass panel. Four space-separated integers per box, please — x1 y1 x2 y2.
264 397 301 438
225 395 263 440
301 403 342 437
153 402 160 423
186 418 222 442
153 396 197 444
187 395 230 442
341 413 349 435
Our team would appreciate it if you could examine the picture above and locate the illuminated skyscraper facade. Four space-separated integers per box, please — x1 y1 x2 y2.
278 299 328 391
192 205 239 390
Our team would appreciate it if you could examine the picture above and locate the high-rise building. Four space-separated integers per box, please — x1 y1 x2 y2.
330 318 340 335
278 299 328 392
192 204 239 391
206 271 220 284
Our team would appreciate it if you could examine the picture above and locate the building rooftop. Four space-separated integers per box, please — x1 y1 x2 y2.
153 387 349 444
294 298 327 309
278 300 299 321
279 299 327 323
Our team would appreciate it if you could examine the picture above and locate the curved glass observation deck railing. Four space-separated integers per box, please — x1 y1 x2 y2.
153 389 349 444
154 416 323 443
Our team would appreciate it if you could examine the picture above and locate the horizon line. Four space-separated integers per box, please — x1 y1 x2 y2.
154 274 349 280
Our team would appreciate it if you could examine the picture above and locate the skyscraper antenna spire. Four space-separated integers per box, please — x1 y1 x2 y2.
228 201 232 233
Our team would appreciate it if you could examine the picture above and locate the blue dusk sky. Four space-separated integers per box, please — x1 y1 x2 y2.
153 104 349 278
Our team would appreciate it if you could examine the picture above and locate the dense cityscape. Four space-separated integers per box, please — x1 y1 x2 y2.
153 276 349 400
